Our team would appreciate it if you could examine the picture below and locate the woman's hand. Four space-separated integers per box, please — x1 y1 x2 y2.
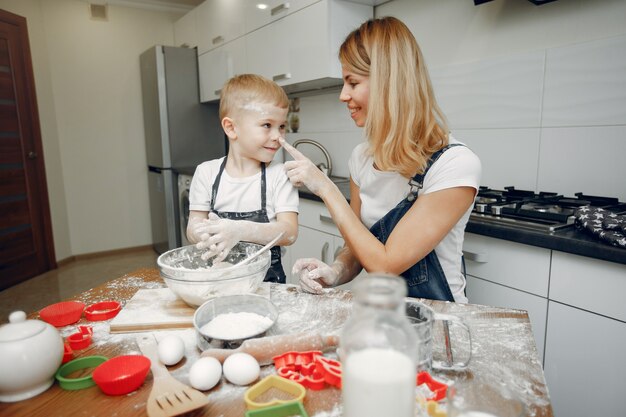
280 138 332 196
293 258 341 294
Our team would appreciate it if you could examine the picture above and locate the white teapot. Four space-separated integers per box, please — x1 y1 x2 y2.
0 311 64 402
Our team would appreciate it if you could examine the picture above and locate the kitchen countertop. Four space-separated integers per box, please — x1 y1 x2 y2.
2 268 553 417
298 183 626 266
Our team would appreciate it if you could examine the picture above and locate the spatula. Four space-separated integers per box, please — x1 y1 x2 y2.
220 231 284 272
136 334 209 417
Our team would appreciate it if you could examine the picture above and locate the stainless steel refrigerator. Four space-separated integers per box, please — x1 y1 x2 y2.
141 46 225 254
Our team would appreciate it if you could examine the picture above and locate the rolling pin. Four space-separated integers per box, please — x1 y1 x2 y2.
200 331 339 365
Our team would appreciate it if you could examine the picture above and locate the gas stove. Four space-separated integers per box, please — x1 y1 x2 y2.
470 186 626 232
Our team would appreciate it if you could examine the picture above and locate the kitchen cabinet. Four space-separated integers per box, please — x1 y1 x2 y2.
463 233 550 362
543 302 626 417
173 8 198 48
245 0 372 93
243 0 320 34
195 0 246 55
198 37 246 102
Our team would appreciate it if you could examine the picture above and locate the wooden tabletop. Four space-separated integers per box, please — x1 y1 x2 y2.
1 268 553 417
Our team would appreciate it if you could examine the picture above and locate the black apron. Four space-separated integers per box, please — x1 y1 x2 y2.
209 158 286 283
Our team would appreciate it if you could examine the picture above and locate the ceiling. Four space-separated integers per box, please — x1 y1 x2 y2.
100 0 204 13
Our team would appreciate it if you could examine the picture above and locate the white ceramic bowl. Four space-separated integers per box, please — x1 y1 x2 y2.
193 294 278 350
158 243 271 307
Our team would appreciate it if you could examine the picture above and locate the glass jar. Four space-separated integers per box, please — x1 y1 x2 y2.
340 274 418 417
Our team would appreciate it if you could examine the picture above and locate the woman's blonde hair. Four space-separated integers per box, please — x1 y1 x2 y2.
219 74 289 120
339 17 449 178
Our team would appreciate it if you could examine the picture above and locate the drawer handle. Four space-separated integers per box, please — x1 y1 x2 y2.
321 242 329 264
272 73 291 82
214 89 222 96
463 250 488 263
271 2 290 16
212 35 224 45
319 213 334 225
334 245 343 259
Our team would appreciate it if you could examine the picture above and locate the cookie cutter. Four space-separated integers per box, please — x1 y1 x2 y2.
85 301 121 321
273 351 341 390
55 355 108 390
244 375 305 410
244 401 309 417
62 342 74 364
416 371 447 402
67 325 93 350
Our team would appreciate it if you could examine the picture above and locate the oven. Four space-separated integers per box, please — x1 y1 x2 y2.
470 186 626 232
178 174 193 246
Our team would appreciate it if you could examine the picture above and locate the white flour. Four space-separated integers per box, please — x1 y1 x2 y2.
200 312 273 339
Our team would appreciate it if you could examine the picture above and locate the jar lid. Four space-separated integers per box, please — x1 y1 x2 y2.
0 311 46 342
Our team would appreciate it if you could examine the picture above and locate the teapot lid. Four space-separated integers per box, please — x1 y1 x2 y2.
0 311 46 342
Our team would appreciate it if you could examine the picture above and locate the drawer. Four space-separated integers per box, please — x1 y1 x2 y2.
298 199 340 236
244 0 320 34
550 251 626 322
463 233 551 297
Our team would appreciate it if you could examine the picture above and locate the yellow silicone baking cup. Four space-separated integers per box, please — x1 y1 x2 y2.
244 375 306 410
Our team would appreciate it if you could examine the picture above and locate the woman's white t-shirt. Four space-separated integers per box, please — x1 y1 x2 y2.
348 136 481 303
189 157 299 221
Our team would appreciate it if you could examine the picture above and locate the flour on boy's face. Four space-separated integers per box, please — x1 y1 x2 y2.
232 102 289 164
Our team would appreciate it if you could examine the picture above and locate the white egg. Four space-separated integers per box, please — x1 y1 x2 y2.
157 335 185 366
222 352 260 386
189 357 222 391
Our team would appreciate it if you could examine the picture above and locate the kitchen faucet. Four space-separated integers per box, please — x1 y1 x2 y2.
292 139 332 177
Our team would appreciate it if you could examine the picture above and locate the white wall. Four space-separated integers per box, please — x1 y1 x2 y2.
0 0 182 259
290 0 626 202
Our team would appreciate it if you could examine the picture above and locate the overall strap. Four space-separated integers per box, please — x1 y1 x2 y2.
210 157 228 211
407 143 464 202
260 163 267 211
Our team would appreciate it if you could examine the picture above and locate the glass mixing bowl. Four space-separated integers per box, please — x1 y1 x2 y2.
157 243 271 307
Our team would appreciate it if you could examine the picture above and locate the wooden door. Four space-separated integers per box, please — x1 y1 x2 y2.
0 9 55 290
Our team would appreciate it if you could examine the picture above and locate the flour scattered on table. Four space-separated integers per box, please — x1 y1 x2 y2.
200 312 273 339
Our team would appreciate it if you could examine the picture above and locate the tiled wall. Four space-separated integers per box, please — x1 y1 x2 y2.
287 34 626 202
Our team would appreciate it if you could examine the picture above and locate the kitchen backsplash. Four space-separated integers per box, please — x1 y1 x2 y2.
285 33 626 202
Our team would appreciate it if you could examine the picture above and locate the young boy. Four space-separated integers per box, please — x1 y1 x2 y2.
187 74 299 283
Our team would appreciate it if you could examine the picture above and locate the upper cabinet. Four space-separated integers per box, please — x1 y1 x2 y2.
195 0 372 102
173 8 198 48
196 0 246 55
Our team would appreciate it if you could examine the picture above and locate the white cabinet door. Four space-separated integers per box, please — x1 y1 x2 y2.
466 276 547 363
174 9 197 48
198 37 246 102
244 0 320 34
544 302 626 417
196 0 246 55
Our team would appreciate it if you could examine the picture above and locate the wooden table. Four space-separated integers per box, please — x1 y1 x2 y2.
1 268 553 417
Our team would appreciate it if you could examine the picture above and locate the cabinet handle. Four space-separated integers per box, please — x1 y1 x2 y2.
321 242 329 264
272 73 291 82
271 2 290 16
214 89 222 96
334 245 343 260
319 213 334 225
463 250 488 263
212 35 224 45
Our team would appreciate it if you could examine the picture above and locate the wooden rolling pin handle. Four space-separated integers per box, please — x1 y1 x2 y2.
201 332 339 365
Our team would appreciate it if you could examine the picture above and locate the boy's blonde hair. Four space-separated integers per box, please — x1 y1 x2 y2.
339 17 449 178
219 74 289 120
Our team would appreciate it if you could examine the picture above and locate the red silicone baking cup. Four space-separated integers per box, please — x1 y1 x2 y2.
39 301 85 327
85 301 121 321
92 355 151 395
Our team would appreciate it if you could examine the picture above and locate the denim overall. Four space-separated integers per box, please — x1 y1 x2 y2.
368 144 464 301
210 158 286 283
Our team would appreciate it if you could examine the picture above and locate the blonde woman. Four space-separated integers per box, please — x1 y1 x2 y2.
281 17 481 302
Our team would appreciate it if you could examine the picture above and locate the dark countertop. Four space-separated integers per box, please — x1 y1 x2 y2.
298 183 626 266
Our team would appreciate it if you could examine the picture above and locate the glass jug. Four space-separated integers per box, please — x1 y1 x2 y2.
340 274 418 417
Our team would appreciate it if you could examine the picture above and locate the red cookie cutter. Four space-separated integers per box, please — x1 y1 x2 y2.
85 301 121 321
62 342 74 364
416 372 447 402
67 325 94 350
273 351 342 390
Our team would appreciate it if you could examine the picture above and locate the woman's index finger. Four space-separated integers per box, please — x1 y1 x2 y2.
279 137 307 160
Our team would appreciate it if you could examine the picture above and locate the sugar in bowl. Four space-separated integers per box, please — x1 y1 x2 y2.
0 311 64 402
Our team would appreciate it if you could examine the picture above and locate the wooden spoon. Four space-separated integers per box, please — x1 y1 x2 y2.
136 334 209 417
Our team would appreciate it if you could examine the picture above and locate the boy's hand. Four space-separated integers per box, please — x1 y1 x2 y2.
200 212 244 262
280 137 331 196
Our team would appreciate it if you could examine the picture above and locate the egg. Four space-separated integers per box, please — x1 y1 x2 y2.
189 357 222 391
157 335 185 366
222 352 260 386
